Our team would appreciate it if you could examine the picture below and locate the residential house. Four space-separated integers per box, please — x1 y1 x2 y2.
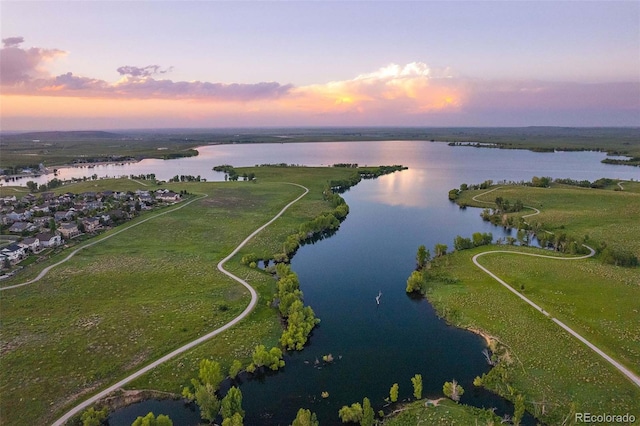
36 232 62 248
54 210 76 222
1 243 26 264
156 191 181 202
82 217 101 233
19 237 40 253
32 216 50 227
8 222 33 233
58 223 80 239
32 204 51 214
1 195 17 205
6 209 32 222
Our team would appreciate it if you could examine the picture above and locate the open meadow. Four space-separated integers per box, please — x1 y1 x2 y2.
0 167 359 425
413 182 640 424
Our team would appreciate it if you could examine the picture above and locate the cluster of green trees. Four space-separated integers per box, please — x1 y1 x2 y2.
338 397 375 425
494 197 523 213
129 174 156 181
602 157 640 167
168 174 203 182
332 163 359 168
292 408 319 426
181 359 246 425
246 345 285 372
274 264 320 350
530 176 551 187
449 179 495 200
359 165 407 179
26 177 63 192
337 374 424 424
474 369 527 426
329 165 407 193
161 149 198 160
213 165 240 181
600 246 639 267
554 177 624 189
272 188 349 263
131 412 173 426
79 407 108 426
407 244 447 293
453 232 493 251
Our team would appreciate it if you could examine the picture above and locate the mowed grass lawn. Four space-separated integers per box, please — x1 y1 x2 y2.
422 181 640 423
0 167 359 425
458 181 640 257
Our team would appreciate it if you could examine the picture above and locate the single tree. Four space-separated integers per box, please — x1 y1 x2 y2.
221 412 244 426
389 383 399 403
361 397 374 426
416 245 429 269
229 359 243 379
221 386 245 421
411 374 423 399
513 394 525 426
405 270 423 293
292 408 319 426
443 379 464 402
338 403 363 423
434 243 448 258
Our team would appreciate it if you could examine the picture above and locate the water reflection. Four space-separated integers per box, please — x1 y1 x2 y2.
368 168 455 207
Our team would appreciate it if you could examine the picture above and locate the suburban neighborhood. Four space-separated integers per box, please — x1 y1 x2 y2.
0 188 183 272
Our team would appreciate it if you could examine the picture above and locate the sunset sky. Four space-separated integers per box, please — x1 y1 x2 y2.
1 1 638 131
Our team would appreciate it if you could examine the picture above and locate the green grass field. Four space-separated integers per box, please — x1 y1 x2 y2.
457 181 640 257
0 167 359 425
401 182 640 425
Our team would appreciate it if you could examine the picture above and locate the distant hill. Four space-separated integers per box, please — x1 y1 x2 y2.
1 131 126 141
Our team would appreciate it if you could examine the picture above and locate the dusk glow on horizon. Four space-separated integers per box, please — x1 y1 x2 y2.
1 1 638 131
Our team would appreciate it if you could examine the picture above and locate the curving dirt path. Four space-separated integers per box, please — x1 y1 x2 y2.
473 247 640 388
51 183 308 426
2 195 208 291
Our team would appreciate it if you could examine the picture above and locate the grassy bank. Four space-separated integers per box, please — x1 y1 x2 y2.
456 181 640 257
417 247 640 424
0 166 364 425
405 182 640 424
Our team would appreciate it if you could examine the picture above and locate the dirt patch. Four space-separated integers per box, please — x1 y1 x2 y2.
98 389 181 412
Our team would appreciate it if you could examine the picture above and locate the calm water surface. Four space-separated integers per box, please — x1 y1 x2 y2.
94 142 637 425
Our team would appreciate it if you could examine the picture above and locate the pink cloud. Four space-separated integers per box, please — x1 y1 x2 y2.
0 37 66 85
1 38 292 101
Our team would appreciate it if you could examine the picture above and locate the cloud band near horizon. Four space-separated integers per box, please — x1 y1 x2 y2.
1 37 638 129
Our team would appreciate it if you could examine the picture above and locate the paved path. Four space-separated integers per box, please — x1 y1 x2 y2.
129 178 149 187
1 196 207 291
617 181 624 191
472 186 540 219
51 183 308 425
473 247 640 388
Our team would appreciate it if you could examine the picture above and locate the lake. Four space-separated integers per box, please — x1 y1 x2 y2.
70 141 636 425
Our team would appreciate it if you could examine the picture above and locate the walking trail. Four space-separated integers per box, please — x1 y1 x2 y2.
470 192 640 388
29 183 307 425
